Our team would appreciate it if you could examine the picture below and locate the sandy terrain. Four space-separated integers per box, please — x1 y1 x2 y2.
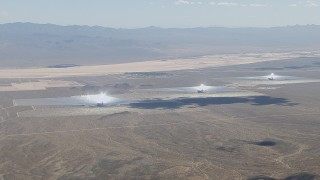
0 51 319 79
0 80 82 92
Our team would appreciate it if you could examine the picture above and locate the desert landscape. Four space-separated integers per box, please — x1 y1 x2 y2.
2 0 320 178
0 52 320 179
1 51 319 79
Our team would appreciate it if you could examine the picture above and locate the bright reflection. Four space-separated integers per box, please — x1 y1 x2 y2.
241 73 300 81
78 92 118 104
193 84 212 91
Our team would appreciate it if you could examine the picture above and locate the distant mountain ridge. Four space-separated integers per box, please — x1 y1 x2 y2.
0 23 319 67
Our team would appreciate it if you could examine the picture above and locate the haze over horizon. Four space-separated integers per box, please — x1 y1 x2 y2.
1 0 320 28
1 22 320 29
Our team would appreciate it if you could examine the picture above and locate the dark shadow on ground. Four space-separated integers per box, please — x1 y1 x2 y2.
248 176 276 180
255 65 320 71
248 173 319 180
129 96 297 109
283 173 319 180
249 140 277 147
47 64 80 68
239 139 277 147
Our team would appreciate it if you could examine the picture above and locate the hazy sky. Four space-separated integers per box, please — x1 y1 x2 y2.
0 0 319 28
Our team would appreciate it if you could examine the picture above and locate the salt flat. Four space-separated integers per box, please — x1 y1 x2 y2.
0 51 318 79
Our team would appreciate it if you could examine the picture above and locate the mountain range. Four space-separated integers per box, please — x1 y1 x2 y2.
1 23 319 67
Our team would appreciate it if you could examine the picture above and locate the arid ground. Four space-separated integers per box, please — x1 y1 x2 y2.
0 53 320 180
